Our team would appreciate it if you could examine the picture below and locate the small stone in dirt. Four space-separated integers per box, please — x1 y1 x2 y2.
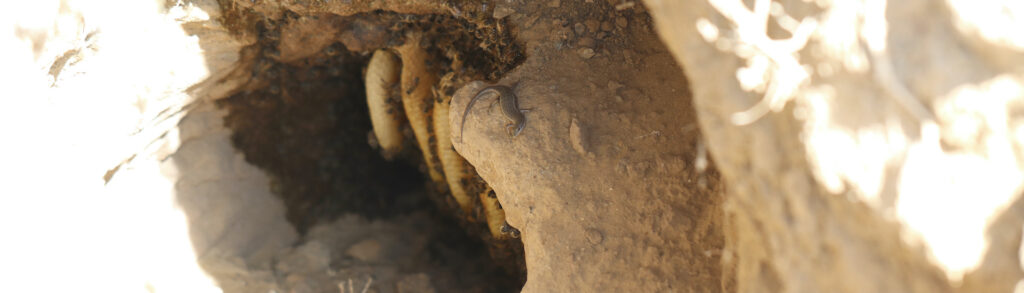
585 228 604 244
578 37 595 48
574 23 586 35
346 238 382 262
607 81 624 92
548 0 560 8
615 1 635 10
578 47 596 59
616 16 628 28
585 20 600 32
493 5 515 19
601 21 614 31
570 118 589 155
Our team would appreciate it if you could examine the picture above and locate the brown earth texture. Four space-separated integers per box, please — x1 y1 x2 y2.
209 0 724 291
11 0 1024 292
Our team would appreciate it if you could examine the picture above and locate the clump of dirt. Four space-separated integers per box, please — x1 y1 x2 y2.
447 1 729 292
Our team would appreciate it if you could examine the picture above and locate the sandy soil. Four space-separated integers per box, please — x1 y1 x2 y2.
449 6 728 289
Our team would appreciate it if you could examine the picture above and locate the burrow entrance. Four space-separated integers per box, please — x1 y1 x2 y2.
213 5 526 293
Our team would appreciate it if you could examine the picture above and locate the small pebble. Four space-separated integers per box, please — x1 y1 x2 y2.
570 118 589 155
493 5 515 19
585 228 604 245
607 81 624 92
346 238 382 262
616 16 628 28
574 23 586 35
578 37 595 48
578 48 596 59
585 20 600 32
601 21 614 31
